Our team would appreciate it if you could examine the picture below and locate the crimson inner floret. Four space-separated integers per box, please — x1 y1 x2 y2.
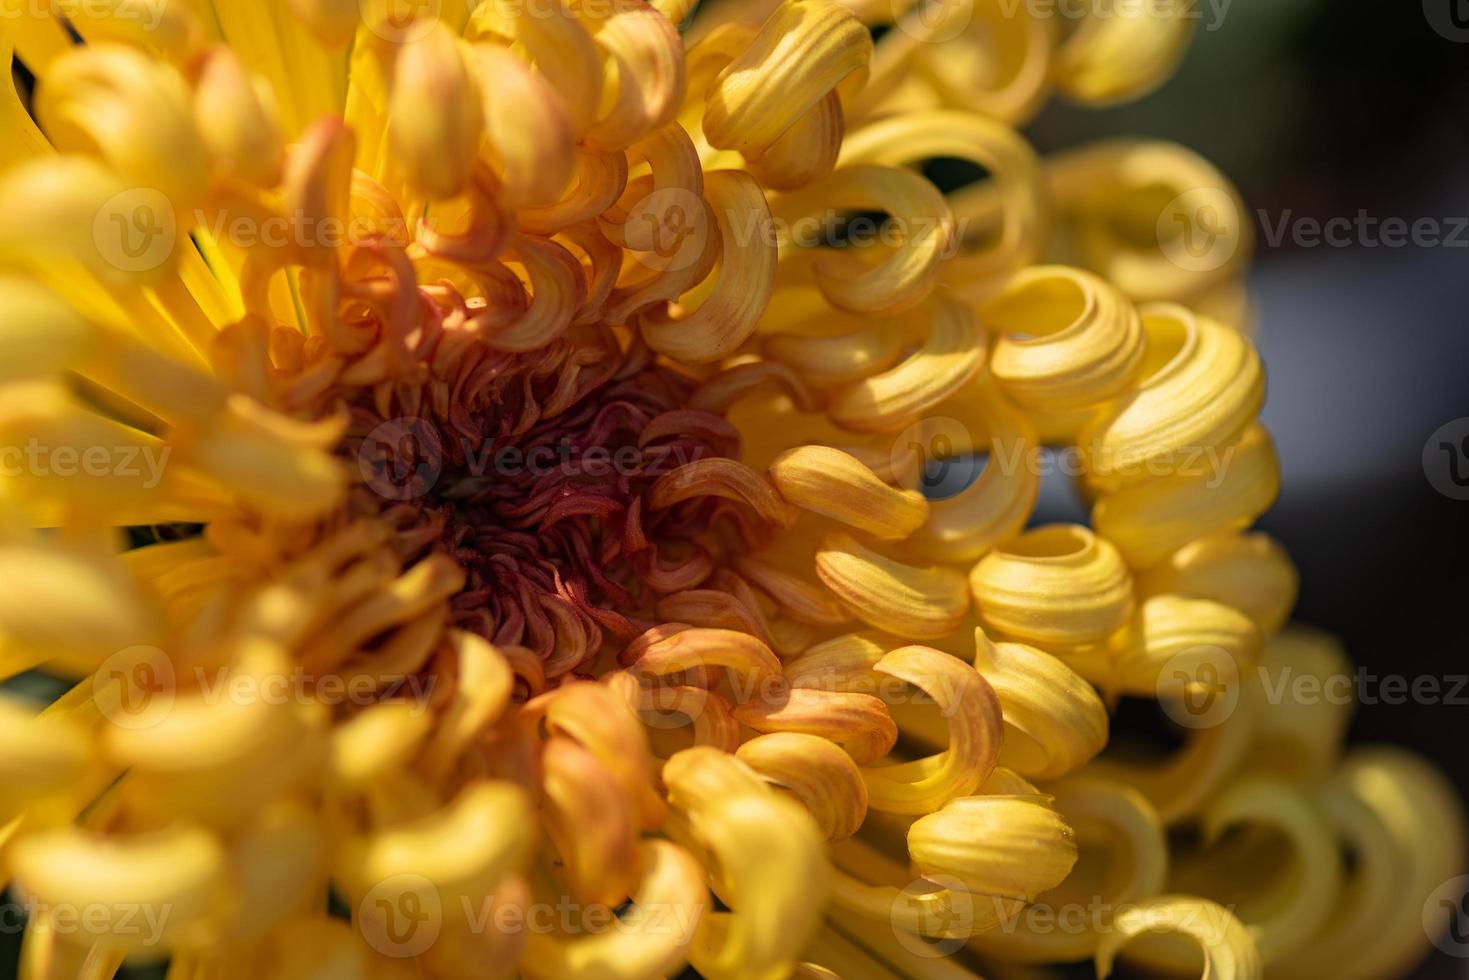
342 327 750 679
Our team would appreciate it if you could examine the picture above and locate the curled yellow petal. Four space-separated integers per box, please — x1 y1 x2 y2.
702 0 871 155
815 531 970 640
906 381 1041 563
420 630 512 779
1094 896 1260 980
1111 593 1262 697
623 625 784 699
1162 776 1342 968
469 42 573 208
1085 673 1262 823
580 1 685 153
640 169 776 364
328 701 432 791
536 679 667 830
341 781 532 917
827 295 986 432
9 823 231 950
664 747 830 980
1241 627 1352 785
1053 0 1197 106
390 25 483 200
734 554 850 627
737 731 869 840
773 164 955 317
649 457 798 528
521 839 707 980
839 109 1047 291
907 794 1078 902
732 687 897 765
968 777 1167 963
983 265 1145 411
1139 531 1299 636
1274 747 1465 980
969 524 1134 647
1052 140 1250 303
784 631 892 694
762 313 906 389
1080 304 1265 493
973 629 1108 780
540 736 639 908
466 0 602 136
37 44 208 207
861 645 1002 814
768 445 928 540
746 91 843 191
188 46 283 188
1093 423 1281 569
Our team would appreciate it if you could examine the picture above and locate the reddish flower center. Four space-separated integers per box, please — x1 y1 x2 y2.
343 327 746 678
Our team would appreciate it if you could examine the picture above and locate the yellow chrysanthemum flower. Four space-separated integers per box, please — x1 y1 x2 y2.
0 1 1460 979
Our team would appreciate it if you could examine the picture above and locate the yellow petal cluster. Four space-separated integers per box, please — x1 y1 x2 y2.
0 2 1457 980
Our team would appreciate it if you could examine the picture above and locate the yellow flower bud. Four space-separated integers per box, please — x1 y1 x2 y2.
189 47 284 188
37 44 209 208
907 794 1077 901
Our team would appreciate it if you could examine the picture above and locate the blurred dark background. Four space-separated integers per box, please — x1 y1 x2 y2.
1031 0 1469 976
